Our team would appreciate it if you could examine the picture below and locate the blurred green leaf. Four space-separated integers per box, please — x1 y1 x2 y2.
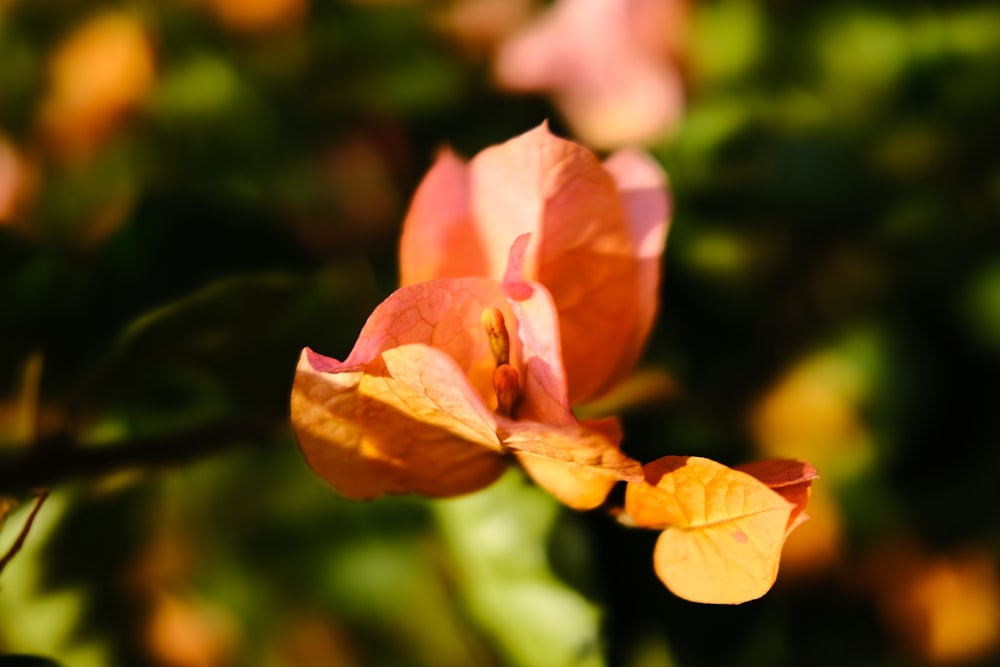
433 469 605 667
962 260 1000 356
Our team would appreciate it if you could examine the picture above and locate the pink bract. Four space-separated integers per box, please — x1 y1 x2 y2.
399 123 670 405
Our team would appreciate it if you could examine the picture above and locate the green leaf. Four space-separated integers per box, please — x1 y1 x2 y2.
432 469 605 667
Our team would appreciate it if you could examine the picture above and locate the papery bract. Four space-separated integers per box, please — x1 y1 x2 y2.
502 416 640 510
735 458 818 534
496 262 644 508
293 249 642 507
399 123 670 405
624 456 815 604
292 279 510 499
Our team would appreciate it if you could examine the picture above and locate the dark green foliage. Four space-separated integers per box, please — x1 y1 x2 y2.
1 1 999 666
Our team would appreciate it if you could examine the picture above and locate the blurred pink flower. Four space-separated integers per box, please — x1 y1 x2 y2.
494 0 688 149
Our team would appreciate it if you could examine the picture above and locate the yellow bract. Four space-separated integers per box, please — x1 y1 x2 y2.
626 456 799 604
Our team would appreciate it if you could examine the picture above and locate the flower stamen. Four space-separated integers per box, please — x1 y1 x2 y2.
493 363 520 417
482 307 520 416
481 307 510 366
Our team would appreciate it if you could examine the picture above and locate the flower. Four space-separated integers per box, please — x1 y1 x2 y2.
293 125 814 604
399 122 670 405
292 237 642 509
493 0 688 149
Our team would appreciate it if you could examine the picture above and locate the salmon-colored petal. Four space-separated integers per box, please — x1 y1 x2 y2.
291 349 387 499
501 238 573 424
398 149 486 284
495 238 640 509
625 456 798 604
602 149 671 376
398 125 668 404
471 123 640 404
501 419 643 509
345 277 517 403
292 344 506 500
369 344 503 448
357 344 506 496
291 276 523 500
578 415 624 444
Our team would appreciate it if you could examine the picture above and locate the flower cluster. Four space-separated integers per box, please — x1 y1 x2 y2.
291 124 814 604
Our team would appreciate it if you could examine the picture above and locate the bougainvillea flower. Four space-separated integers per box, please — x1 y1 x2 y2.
624 456 816 604
292 238 642 508
399 123 670 405
493 0 687 148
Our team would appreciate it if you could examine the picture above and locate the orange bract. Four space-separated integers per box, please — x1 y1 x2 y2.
625 456 815 604
292 278 508 499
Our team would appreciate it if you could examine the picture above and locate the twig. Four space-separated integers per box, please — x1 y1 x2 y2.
0 490 49 575
0 419 275 494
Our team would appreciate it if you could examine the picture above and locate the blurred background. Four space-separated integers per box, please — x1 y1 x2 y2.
2 0 1000 665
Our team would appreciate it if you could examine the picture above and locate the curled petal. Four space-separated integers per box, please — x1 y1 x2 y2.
292 277 523 500
736 458 818 534
344 277 518 404
292 344 506 500
501 418 643 510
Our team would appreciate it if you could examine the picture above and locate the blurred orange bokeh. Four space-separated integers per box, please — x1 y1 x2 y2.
866 541 1000 665
199 0 308 33
38 11 155 162
750 352 874 480
144 590 239 667
0 135 35 224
